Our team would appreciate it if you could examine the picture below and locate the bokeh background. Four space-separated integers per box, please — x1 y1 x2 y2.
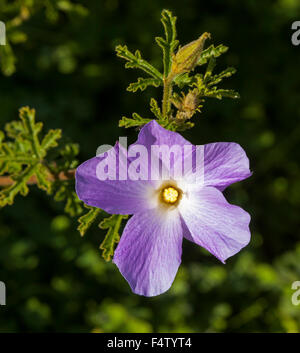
0 0 300 332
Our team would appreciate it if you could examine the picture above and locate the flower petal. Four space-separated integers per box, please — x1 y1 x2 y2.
75 122 192 214
113 208 183 296
136 120 191 149
75 144 153 215
137 123 251 189
204 142 252 190
135 120 196 181
179 186 251 263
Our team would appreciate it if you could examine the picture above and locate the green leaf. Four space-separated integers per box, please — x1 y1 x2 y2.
0 164 37 206
0 106 81 210
19 107 43 158
41 129 62 152
163 120 195 132
99 214 128 261
4 121 24 139
78 205 102 236
193 70 240 101
0 107 74 207
174 72 194 88
197 44 229 66
204 57 217 82
150 98 163 120
0 43 16 76
116 45 163 81
35 164 52 193
207 67 237 87
127 77 161 92
204 87 240 100
54 183 83 217
119 113 152 129
173 121 195 132
0 140 33 175
54 141 80 171
155 9 179 77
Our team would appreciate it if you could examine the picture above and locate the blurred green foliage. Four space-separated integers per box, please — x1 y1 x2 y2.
0 0 300 333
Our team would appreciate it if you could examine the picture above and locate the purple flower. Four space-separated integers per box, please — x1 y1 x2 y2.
76 121 252 297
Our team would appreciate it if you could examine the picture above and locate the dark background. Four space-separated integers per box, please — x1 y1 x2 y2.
0 0 300 332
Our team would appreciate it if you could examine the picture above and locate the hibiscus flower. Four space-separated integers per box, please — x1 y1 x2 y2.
76 121 251 297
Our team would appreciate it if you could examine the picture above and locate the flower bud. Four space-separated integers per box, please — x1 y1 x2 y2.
171 32 211 75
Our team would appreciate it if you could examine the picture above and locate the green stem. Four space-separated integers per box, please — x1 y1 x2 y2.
162 74 174 119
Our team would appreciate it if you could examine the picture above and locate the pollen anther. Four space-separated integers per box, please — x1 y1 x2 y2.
162 187 179 204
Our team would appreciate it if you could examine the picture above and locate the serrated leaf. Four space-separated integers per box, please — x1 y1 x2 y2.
78 205 102 236
41 129 62 152
52 141 80 171
162 120 195 132
174 72 194 88
4 121 23 139
174 121 195 131
127 77 161 92
197 44 229 66
119 113 152 129
99 214 128 261
193 70 240 102
54 183 83 216
204 88 240 100
0 164 37 207
65 193 83 216
0 106 75 208
204 57 217 82
207 67 237 87
150 98 163 120
155 9 179 76
116 45 163 81
0 43 16 76
19 107 43 158
35 164 52 193
0 138 34 175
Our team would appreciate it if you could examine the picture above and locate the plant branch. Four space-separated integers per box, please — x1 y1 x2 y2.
0 169 76 186
162 73 175 118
